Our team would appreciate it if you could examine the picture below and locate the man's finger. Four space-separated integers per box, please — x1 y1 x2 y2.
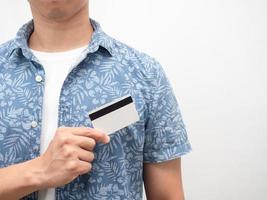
72 136 96 151
76 147 95 162
59 127 110 144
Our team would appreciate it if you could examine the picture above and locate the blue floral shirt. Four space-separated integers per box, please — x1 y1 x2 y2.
0 18 192 200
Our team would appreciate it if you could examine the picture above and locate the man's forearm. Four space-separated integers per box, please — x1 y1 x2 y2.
0 157 45 200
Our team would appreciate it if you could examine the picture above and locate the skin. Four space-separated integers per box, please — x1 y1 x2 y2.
28 0 93 52
0 0 186 199
0 127 110 200
144 158 185 200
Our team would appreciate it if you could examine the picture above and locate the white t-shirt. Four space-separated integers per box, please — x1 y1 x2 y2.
30 45 88 200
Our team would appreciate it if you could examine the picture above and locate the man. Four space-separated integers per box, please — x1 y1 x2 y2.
0 0 192 199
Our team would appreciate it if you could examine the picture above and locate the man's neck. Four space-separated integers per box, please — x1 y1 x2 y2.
28 4 93 52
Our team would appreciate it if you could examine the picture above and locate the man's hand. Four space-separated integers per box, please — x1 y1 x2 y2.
0 127 110 200
38 127 110 188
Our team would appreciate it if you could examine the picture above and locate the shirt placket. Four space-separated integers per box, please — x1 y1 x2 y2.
55 49 91 200
28 60 45 158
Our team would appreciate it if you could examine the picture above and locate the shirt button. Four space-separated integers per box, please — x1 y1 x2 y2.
33 146 38 152
35 75 43 82
31 120 38 128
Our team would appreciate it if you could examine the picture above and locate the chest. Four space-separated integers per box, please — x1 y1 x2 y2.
0 56 148 167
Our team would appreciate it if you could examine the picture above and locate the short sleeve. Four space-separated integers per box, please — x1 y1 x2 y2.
143 59 192 163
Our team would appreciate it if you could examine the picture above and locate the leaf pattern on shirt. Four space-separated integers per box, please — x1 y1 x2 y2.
0 18 192 200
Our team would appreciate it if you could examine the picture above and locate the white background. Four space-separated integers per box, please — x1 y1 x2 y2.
1 0 267 200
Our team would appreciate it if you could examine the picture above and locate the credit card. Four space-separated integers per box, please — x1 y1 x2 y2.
88 95 140 135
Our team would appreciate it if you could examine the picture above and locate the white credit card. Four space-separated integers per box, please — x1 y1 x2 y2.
88 95 140 135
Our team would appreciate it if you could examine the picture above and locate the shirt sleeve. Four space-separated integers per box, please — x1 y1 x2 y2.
143 59 192 163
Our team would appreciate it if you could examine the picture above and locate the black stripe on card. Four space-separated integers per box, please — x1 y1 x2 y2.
89 96 133 121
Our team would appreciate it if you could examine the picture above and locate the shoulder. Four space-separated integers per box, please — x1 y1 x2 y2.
109 35 164 76
0 39 13 53
0 39 14 61
108 36 171 99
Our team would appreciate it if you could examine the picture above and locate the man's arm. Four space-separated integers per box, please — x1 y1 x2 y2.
0 157 45 200
0 127 110 200
143 158 185 200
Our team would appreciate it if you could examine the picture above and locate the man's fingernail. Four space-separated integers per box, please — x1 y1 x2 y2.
106 136 110 143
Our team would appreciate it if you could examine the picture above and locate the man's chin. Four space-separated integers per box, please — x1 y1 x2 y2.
41 0 67 3
47 8 68 21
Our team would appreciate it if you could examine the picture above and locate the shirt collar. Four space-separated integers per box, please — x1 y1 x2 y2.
7 18 114 61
